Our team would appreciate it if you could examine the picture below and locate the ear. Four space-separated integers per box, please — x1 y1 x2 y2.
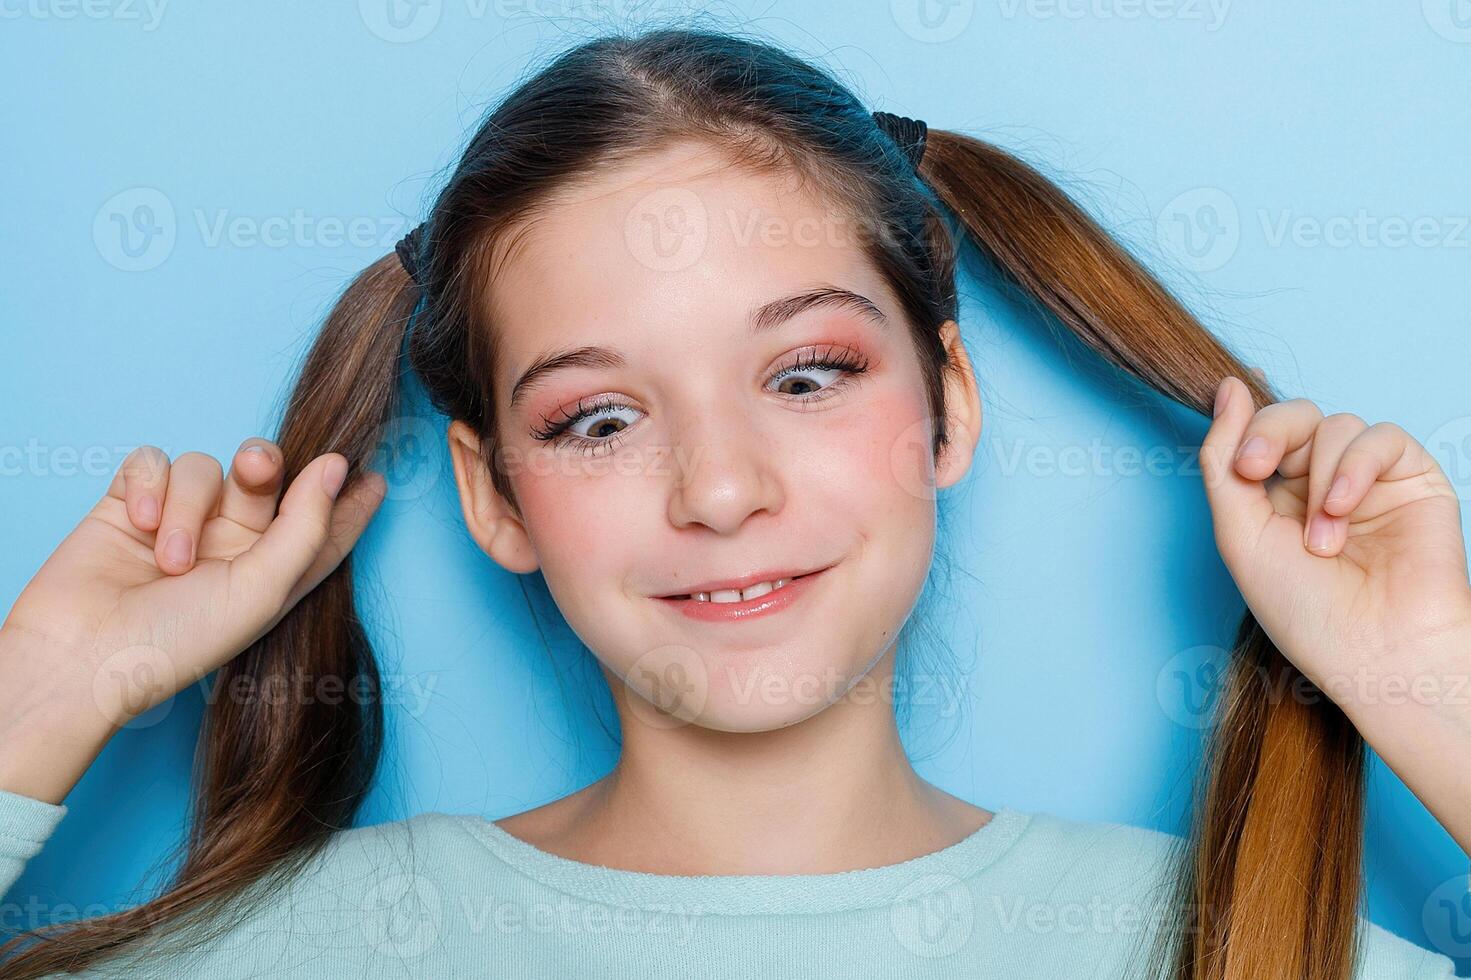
446 419 540 574
933 319 983 491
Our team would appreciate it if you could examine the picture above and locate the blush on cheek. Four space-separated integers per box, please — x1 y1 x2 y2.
510 449 660 560
798 385 932 494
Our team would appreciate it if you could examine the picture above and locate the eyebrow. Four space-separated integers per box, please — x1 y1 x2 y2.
507 286 887 409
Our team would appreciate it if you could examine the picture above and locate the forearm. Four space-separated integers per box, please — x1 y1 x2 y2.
1336 631 1471 857
0 628 117 805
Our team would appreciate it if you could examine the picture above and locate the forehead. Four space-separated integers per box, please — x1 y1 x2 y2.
485 140 888 373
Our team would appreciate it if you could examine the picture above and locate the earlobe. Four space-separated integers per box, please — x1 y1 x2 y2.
446 419 540 574
933 319 983 490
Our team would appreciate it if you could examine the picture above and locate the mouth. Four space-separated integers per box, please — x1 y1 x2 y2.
652 563 836 623
654 564 833 602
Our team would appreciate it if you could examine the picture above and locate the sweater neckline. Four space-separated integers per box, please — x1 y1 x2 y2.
460 806 1031 914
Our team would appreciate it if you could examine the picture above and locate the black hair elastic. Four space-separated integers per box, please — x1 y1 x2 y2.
871 110 929 171
394 220 426 286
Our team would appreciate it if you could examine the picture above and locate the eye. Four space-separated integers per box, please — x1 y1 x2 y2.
530 394 643 456
528 343 872 457
765 344 871 401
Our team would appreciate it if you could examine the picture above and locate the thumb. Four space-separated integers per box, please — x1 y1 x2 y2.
1200 376 1275 567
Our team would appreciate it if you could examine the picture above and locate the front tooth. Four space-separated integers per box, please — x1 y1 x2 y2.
693 578 794 602
741 581 774 601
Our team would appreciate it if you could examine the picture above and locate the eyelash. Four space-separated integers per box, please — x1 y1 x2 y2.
529 344 873 456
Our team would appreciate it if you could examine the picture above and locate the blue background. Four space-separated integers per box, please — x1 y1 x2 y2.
4 0 1470 970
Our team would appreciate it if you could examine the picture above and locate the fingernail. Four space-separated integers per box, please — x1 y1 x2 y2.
1213 379 1229 418
322 457 348 499
242 444 266 458
1236 436 1269 462
163 528 193 567
138 494 159 525
1307 513 1334 552
1325 474 1350 505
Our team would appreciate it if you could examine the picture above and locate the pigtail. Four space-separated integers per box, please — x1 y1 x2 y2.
0 255 420 978
918 128 1367 980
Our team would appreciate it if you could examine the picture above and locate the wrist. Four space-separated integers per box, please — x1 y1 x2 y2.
1326 591 1471 723
0 627 118 804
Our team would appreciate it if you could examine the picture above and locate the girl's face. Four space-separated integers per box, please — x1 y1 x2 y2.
449 139 981 733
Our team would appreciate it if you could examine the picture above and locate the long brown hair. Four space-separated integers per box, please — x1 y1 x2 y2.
1 26 1362 979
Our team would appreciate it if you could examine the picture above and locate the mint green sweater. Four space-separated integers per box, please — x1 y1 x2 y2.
0 787 1456 977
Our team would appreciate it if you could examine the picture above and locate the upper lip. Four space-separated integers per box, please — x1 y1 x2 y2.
654 564 832 599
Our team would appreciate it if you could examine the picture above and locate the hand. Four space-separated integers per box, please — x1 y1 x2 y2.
1200 375 1471 711
1 440 386 731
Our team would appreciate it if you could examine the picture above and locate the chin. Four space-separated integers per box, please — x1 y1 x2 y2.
695 647 881 733
684 696 838 734
613 634 882 735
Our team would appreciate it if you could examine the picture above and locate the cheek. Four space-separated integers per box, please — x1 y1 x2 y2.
785 381 938 634
509 455 706 705
505 447 663 606
788 382 935 518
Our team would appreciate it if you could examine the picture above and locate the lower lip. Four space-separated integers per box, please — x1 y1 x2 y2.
655 567 831 623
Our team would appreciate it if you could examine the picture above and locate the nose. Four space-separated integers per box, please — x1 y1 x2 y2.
665 410 784 534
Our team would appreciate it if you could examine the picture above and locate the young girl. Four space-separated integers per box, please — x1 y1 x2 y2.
2 26 1468 980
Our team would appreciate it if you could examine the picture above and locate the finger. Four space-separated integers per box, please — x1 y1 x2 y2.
1303 413 1371 515
1230 398 1324 482
154 452 225 575
235 469 387 650
217 439 286 533
279 469 388 611
1317 421 1416 522
229 453 354 612
106 445 170 533
1297 413 1367 555
1201 376 1277 563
